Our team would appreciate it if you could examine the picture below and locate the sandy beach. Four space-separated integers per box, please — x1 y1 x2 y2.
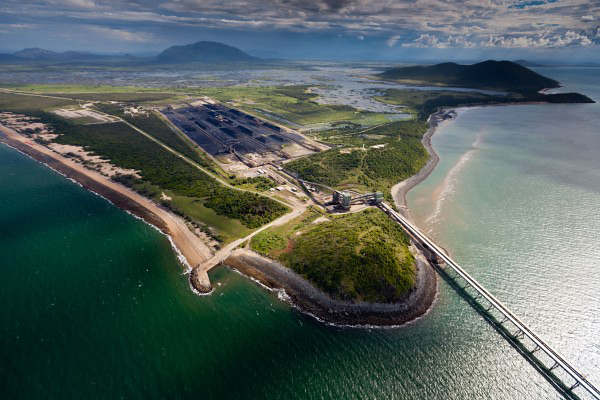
0 124 212 270
391 110 447 216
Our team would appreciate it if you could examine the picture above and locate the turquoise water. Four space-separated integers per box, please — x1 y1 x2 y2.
1 67 598 399
408 67 600 396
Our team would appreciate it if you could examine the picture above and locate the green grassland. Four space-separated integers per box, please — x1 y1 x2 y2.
251 208 416 302
1 84 184 103
0 91 77 111
193 85 387 127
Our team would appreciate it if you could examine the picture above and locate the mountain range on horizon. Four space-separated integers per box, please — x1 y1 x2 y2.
0 41 264 65
0 41 599 67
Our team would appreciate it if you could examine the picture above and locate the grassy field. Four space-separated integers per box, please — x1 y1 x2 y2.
0 83 175 94
251 207 416 302
192 85 387 127
0 91 77 111
1 84 185 103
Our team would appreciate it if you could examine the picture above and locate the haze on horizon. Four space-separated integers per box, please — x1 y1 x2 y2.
1 0 599 62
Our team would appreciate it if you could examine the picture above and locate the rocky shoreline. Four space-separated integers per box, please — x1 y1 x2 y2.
222 248 437 327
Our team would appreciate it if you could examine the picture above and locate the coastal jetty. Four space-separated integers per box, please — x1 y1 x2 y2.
378 202 600 400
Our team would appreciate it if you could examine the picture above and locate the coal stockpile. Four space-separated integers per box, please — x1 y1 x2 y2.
220 127 238 138
269 135 285 142
161 102 306 161
181 129 222 155
206 118 221 127
263 122 281 132
237 125 253 135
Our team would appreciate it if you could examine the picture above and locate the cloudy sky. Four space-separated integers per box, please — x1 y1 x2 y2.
1 0 599 61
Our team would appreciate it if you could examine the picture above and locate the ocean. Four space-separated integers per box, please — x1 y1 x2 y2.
1 67 599 399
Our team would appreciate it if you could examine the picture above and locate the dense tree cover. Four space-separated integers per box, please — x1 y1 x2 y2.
363 139 428 184
364 119 428 138
252 208 415 302
286 119 429 196
273 85 319 101
34 113 288 228
95 103 217 172
286 149 362 187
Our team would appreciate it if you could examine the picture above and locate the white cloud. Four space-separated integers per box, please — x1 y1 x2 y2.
485 31 592 47
2 0 599 48
401 30 594 48
86 26 153 42
49 0 96 8
402 34 476 48
357 35 364 40
386 34 401 47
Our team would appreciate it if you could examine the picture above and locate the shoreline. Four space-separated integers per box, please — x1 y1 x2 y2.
222 248 437 327
0 99 533 328
391 101 552 217
391 109 446 215
0 124 213 272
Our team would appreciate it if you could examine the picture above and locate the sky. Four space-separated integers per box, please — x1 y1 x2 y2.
1 0 599 62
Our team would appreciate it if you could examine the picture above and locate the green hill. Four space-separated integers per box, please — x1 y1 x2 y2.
156 41 259 64
379 60 560 92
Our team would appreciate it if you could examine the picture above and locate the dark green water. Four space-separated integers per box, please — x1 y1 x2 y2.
2 68 599 399
0 140 556 400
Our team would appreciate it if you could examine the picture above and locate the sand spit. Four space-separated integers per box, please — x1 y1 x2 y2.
223 248 437 327
0 124 212 270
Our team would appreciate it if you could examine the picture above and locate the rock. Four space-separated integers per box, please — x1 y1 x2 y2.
190 267 212 293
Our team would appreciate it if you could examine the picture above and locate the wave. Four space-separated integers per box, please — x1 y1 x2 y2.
425 133 482 225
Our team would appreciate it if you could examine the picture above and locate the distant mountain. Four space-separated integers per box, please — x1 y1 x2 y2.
4 47 136 63
513 59 546 68
156 41 259 64
13 47 58 59
379 60 560 92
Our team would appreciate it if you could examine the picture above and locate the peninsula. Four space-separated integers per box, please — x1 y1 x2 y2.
0 56 593 326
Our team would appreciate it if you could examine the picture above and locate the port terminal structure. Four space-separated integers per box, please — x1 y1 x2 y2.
379 202 600 400
279 167 383 210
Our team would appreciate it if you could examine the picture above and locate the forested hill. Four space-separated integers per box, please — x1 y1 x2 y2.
379 60 560 92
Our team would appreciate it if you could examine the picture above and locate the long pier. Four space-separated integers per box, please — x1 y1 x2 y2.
379 202 600 400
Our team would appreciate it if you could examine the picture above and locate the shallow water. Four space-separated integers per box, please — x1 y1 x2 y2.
408 67 600 396
1 67 598 399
